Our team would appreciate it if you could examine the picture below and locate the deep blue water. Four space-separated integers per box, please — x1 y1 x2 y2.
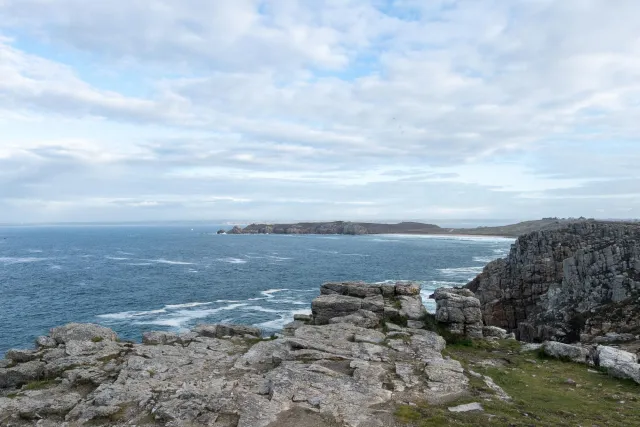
0 225 514 356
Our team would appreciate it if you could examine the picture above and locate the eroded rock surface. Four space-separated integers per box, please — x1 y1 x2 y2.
466 221 640 343
432 288 483 338
0 282 474 427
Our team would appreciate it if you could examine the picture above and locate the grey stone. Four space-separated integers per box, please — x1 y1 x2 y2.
0 360 45 388
5 349 39 363
597 345 637 369
142 331 180 345
35 336 57 349
50 323 118 344
542 341 590 364
448 402 483 413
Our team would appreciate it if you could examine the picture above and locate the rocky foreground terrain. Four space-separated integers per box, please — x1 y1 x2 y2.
0 282 476 427
467 220 640 344
2 280 640 426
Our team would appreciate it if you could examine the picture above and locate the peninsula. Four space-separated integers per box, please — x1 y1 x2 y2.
223 218 594 237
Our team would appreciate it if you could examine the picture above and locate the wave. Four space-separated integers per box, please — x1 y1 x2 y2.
49 265 62 270
125 262 153 266
146 258 195 265
378 234 516 243
26 249 43 253
241 306 284 314
97 308 168 320
216 257 248 264
473 256 497 263
265 255 293 261
438 266 484 275
117 251 135 255
343 253 369 257
261 289 288 298
0 257 50 264
129 303 249 329
105 256 130 261
165 302 212 309
255 308 312 331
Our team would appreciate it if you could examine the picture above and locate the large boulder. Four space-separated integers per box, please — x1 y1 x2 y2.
49 323 118 344
542 341 591 364
596 345 637 369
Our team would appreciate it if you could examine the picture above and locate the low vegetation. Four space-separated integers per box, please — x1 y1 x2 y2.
396 339 640 426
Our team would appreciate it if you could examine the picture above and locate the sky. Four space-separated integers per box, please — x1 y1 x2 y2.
0 0 639 224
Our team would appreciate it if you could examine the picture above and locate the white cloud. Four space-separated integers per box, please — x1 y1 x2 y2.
0 0 639 222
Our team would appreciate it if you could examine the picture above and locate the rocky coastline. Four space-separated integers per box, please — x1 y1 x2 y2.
221 218 589 237
2 280 640 426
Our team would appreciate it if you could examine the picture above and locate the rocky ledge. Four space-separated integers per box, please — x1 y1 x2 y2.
466 220 640 344
0 282 478 427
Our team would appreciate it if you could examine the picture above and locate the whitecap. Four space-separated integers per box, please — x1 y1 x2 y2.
97 308 168 320
261 289 288 298
216 257 248 264
342 253 369 257
0 257 49 264
215 299 242 303
132 303 248 329
146 258 195 265
438 266 484 275
117 251 135 255
165 302 212 309
255 308 312 331
125 262 153 266
473 256 497 263
105 256 130 261
241 306 284 314
265 255 293 261
26 249 43 253
49 265 62 270
378 234 516 243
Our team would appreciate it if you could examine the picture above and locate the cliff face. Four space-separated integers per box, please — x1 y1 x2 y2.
466 221 640 343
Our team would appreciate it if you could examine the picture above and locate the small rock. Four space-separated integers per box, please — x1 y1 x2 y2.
35 336 58 349
407 320 425 329
448 402 483 413
565 378 577 386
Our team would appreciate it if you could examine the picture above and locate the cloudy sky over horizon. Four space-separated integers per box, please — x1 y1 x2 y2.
1 0 639 223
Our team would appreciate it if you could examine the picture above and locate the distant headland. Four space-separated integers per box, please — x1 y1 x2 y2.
218 217 600 237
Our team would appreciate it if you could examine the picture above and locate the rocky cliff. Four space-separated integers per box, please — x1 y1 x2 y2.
0 282 474 427
466 221 640 343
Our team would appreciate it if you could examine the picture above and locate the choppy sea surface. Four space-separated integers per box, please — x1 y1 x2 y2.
0 225 514 356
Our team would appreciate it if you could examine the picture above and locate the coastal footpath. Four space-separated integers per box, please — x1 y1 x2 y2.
221 218 590 237
2 280 640 426
467 220 640 345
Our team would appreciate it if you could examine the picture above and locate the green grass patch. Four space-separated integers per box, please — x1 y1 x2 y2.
22 379 56 391
6 393 18 399
397 340 640 426
91 336 104 343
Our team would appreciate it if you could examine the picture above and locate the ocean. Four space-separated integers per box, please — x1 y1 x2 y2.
0 224 514 356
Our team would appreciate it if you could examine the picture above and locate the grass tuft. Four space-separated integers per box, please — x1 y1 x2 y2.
91 336 104 343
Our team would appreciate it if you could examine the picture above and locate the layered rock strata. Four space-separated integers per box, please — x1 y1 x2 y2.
466 221 640 343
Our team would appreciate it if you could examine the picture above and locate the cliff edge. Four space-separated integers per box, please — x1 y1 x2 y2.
466 220 640 343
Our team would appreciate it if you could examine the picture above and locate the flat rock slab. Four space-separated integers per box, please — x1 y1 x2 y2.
448 402 483 413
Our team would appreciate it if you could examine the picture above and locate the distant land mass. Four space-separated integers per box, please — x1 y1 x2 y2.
221 217 598 237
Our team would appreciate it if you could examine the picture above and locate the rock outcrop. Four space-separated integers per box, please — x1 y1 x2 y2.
431 288 484 338
1 283 474 427
467 221 640 343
